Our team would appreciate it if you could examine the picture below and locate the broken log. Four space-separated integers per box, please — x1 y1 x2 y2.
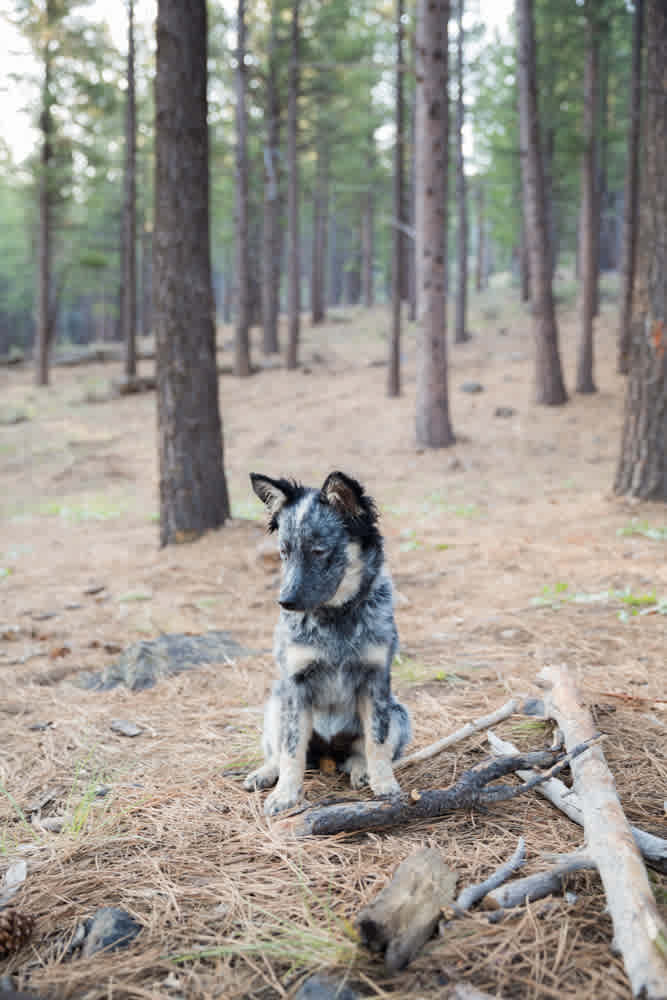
487 730 667 873
355 847 457 972
537 664 667 998
280 744 595 838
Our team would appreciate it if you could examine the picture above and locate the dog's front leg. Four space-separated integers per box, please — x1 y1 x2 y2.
264 684 312 816
358 678 401 798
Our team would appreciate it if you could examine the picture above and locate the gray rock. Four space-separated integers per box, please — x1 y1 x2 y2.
295 974 359 1000
110 719 143 738
494 406 516 418
80 907 141 958
78 631 250 691
460 381 484 394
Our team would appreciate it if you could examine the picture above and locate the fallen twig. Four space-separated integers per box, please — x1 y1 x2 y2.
279 742 596 838
537 664 667 998
481 849 595 910
487 730 667 873
395 698 522 771
454 838 526 912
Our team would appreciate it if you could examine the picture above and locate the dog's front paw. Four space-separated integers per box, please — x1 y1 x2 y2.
369 773 400 798
349 760 369 790
244 764 279 791
264 782 303 816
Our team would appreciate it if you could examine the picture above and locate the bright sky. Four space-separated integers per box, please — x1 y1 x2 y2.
1 0 514 165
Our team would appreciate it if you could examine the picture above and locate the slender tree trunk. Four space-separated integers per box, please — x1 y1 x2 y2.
36 19 53 387
576 10 599 395
454 0 468 343
615 0 667 499
286 0 300 369
154 0 230 546
617 0 644 374
388 0 404 397
415 0 454 446
543 125 556 277
475 182 484 293
519 180 531 302
141 225 152 337
362 138 374 308
407 80 417 322
311 135 328 325
262 0 281 355
123 0 137 378
234 0 251 376
517 0 567 405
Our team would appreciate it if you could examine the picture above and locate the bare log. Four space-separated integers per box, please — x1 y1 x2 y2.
482 849 595 910
280 743 595 838
356 847 456 972
395 697 521 771
487 730 667 872
537 664 667 998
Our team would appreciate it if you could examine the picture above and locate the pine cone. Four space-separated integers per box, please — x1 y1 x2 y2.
0 908 35 957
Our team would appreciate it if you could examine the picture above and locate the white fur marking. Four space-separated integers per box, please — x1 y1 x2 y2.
364 643 390 669
295 492 316 527
325 541 363 607
285 643 320 676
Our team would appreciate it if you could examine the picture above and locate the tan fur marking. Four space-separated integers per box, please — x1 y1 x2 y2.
325 541 363 607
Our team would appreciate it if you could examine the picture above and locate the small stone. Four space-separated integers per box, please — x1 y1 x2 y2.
295 974 359 1000
33 816 65 833
110 720 143 738
84 584 107 596
460 381 484 394
28 722 53 732
521 697 545 717
30 612 57 622
80 907 141 958
64 603 82 611
494 406 516 418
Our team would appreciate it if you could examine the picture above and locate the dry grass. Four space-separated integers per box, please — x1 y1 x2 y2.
0 281 665 998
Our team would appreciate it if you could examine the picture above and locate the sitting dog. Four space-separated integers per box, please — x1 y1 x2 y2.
244 470 411 815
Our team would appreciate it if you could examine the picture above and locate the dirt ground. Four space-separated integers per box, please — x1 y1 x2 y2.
0 283 665 1000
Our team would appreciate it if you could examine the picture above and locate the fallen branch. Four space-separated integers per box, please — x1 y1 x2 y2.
537 664 667 998
395 698 521 771
481 849 595 911
454 837 526 912
280 743 595 838
487 730 667 873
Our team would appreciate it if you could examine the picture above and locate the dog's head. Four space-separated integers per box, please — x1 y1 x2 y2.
250 471 381 611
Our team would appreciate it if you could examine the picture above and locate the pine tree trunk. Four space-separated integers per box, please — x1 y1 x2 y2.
407 80 417 322
617 0 644 374
123 0 137 378
286 0 300 369
311 136 328 325
614 0 667 500
262 0 281 356
576 11 599 395
36 26 53 387
415 0 454 447
519 186 531 302
475 182 484 293
454 0 468 344
388 0 404 398
362 139 374 309
543 125 556 277
154 0 230 546
234 0 251 377
517 0 568 405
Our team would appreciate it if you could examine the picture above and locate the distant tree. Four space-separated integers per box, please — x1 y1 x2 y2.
362 133 374 309
614 0 666 500
576 4 599 395
311 124 328 325
154 0 230 545
234 0 251 376
454 0 469 344
475 181 485 293
286 0 300 370
262 0 282 355
516 0 567 405
617 0 644 374
388 0 404 398
415 0 454 446
122 0 137 379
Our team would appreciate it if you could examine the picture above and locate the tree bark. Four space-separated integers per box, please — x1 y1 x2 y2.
615 0 667 500
415 0 454 446
454 0 468 344
517 0 567 405
311 134 328 325
576 10 599 395
154 0 230 546
286 0 300 369
617 0 644 374
519 193 531 303
362 140 374 309
262 0 281 355
388 0 404 398
122 0 137 379
234 0 251 377
36 12 53 387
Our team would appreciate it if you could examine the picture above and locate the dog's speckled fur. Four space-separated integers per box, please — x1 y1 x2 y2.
244 471 411 815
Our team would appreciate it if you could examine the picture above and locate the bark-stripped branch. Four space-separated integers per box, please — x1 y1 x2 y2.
395 698 521 771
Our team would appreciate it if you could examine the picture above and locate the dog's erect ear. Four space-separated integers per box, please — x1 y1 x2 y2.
320 471 367 519
250 473 298 531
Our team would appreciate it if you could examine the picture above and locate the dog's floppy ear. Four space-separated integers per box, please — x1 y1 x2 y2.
250 473 298 530
320 471 367 520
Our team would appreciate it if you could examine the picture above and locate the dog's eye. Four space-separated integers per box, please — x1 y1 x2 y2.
311 547 327 557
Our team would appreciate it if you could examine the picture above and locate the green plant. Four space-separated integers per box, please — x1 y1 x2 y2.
618 519 667 541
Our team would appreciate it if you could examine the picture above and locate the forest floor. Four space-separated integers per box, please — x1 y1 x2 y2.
0 278 665 1000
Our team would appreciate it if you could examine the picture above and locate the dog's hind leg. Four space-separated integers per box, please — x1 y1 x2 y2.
244 687 280 791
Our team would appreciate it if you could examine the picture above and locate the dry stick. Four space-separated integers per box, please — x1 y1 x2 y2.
280 743 595 838
487 729 667 873
454 837 526 912
394 697 521 771
537 664 667 998
481 849 595 911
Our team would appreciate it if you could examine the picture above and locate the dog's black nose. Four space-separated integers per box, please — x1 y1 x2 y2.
279 599 299 611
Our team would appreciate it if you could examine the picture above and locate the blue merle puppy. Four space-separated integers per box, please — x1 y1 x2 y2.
244 470 411 816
